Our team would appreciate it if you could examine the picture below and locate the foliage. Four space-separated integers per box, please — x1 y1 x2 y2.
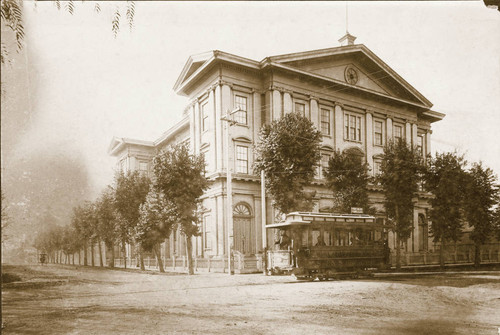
463 162 498 254
96 187 118 249
1 0 135 65
325 149 372 214
113 170 150 247
379 139 424 240
136 189 175 252
254 112 322 215
152 143 208 274
425 152 467 244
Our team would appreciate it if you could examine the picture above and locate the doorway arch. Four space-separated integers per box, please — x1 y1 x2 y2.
233 203 254 254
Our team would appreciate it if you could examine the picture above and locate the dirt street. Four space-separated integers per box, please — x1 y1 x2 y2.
2 264 500 334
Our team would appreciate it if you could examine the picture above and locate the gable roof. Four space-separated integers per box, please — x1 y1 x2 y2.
174 44 434 110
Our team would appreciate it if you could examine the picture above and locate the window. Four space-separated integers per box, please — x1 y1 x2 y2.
320 154 330 179
320 108 331 135
374 121 383 146
295 102 305 116
120 159 126 172
138 161 148 176
201 102 209 132
394 125 402 141
203 215 212 251
344 113 362 141
417 135 424 156
234 95 248 125
236 145 248 174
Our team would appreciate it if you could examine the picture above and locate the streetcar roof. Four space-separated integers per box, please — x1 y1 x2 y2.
265 212 379 229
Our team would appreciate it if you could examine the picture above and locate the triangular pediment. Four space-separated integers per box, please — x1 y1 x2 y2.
269 45 432 108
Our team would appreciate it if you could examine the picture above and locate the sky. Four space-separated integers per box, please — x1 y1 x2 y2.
3 0 500 202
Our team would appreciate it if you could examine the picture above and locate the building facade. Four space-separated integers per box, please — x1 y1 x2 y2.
108 34 446 270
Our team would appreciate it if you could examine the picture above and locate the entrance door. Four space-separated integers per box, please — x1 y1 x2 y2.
233 204 254 254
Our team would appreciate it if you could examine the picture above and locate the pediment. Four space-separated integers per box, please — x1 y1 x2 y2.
270 45 432 108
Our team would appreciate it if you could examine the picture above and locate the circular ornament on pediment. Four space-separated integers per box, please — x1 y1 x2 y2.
344 66 359 85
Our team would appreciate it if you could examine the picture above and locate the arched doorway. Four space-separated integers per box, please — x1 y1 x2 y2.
418 214 428 251
233 203 254 255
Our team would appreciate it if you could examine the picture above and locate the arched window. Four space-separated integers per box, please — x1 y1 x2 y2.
233 203 251 216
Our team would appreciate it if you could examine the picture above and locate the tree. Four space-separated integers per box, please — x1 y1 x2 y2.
136 189 175 273
152 143 208 275
425 152 467 267
379 139 424 269
254 112 322 216
463 162 499 267
71 202 95 266
114 170 150 270
325 149 372 214
1 0 136 65
96 187 118 268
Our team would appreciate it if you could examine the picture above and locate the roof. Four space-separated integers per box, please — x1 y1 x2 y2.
174 44 441 117
108 137 155 156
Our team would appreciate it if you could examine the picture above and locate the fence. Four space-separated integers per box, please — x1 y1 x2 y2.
390 243 500 267
114 252 265 274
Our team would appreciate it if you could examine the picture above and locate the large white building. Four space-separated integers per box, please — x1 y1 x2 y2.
108 34 446 271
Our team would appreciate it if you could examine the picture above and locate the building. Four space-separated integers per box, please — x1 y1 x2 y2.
108 33 446 271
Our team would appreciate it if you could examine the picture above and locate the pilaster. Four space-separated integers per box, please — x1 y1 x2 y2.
386 117 393 142
189 104 196 153
221 84 232 170
272 89 282 120
194 102 201 155
365 112 374 170
405 122 412 144
283 92 293 115
253 92 262 142
215 85 223 170
412 123 418 148
426 131 432 156
334 103 344 150
310 97 319 128
208 89 216 172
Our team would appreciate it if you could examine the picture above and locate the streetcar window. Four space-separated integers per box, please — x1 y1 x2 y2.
301 229 309 247
324 231 332 246
312 229 321 247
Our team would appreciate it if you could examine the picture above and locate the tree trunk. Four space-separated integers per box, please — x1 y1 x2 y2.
439 239 445 269
139 246 145 271
154 244 165 273
474 242 481 267
98 240 104 267
84 241 88 266
108 242 115 268
122 241 127 269
186 235 194 275
91 242 95 267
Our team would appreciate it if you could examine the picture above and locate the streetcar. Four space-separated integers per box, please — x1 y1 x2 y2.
266 212 389 280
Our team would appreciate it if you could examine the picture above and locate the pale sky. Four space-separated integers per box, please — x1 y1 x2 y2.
5 1 500 198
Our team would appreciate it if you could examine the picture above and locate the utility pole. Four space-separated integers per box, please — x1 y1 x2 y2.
221 108 240 275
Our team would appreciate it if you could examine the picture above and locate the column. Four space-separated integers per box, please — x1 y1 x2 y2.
412 123 418 147
264 90 272 125
253 91 262 141
405 122 412 144
194 102 201 155
215 85 223 171
283 91 292 115
189 104 196 153
334 103 344 150
310 97 319 129
386 117 393 142
216 196 224 256
365 111 374 169
426 131 432 156
209 89 217 173
221 84 232 170
272 89 282 120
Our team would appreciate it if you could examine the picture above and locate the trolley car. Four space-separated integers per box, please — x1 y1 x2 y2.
266 212 389 280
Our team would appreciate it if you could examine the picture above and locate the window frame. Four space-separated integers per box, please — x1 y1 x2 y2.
320 107 331 136
374 120 384 146
344 112 363 142
233 94 248 125
393 124 403 141
235 145 249 174
201 101 209 132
